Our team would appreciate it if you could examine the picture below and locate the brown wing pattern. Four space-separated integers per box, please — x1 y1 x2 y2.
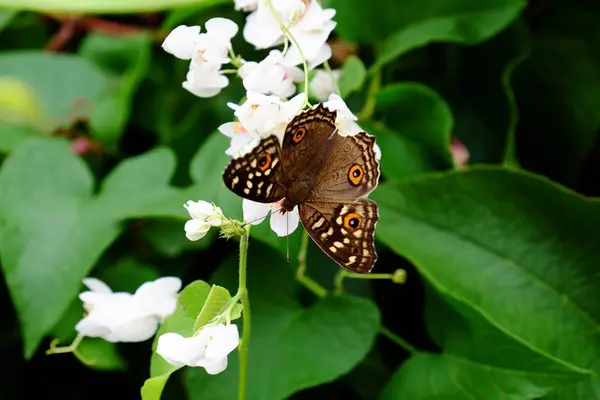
299 198 379 273
222 135 286 203
310 132 380 200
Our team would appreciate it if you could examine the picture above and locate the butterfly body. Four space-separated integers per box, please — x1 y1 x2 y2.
223 104 380 273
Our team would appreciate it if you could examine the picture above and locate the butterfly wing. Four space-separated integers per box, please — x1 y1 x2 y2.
299 199 379 273
280 104 338 182
222 135 286 203
310 132 380 200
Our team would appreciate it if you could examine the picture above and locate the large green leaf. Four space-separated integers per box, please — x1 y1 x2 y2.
0 138 186 357
382 353 576 400
185 248 380 399
142 281 211 400
327 0 525 68
372 168 600 377
0 0 230 13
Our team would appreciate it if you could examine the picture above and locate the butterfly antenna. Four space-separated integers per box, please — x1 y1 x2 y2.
328 128 339 140
241 208 275 227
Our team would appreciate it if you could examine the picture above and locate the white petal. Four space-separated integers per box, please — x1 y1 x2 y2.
108 315 160 342
270 207 299 237
237 61 258 79
374 143 382 162
75 317 110 338
234 0 258 11
157 333 207 367
307 44 332 70
82 277 112 294
184 200 214 219
242 199 271 225
184 219 210 241
243 6 283 49
205 17 239 40
134 277 182 320
310 69 340 102
197 356 228 375
162 25 201 60
226 134 259 158
203 324 240 360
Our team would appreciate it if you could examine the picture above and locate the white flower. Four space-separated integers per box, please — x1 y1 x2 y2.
162 19 238 67
157 323 239 375
239 50 304 98
242 199 299 237
323 93 362 136
218 121 260 158
310 69 340 101
184 200 226 241
280 1 336 68
182 62 230 98
228 91 304 141
243 0 306 50
75 277 181 343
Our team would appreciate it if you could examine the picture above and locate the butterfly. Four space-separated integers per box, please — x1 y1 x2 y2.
222 104 380 273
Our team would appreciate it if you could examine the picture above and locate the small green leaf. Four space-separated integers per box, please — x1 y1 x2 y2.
338 55 366 98
382 353 578 400
193 285 233 332
142 280 211 400
0 121 42 154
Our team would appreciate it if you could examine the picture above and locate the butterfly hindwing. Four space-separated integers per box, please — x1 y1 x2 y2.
222 135 286 203
311 131 380 200
299 198 379 273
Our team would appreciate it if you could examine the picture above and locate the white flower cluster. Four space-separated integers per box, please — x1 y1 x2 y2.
184 200 226 241
76 277 181 343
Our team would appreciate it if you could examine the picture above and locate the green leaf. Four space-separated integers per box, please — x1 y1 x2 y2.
76 338 126 372
142 280 211 400
0 0 230 13
543 362 600 400
368 83 453 179
161 0 233 29
0 139 187 357
382 353 576 400
328 0 525 66
338 55 366 98
0 52 111 128
193 285 234 332
372 167 600 376
185 248 380 399
79 32 151 149
0 121 42 154
0 10 16 31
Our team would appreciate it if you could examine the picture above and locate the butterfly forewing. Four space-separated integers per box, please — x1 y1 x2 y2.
299 199 379 273
222 135 286 203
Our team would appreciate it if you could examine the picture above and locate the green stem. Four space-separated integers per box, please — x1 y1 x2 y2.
334 269 406 294
356 67 381 121
323 60 341 96
379 326 417 354
237 226 251 400
266 0 311 108
46 334 84 355
296 231 327 298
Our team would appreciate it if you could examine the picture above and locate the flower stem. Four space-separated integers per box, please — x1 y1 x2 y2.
266 0 311 108
296 231 327 298
237 226 251 400
379 326 418 354
334 269 406 294
46 334 84 355
356 67 381 121
323 60 341 97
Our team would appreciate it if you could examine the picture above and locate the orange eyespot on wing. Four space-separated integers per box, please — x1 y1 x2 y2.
258 152 272 171
292 127 307 143
343 212 362 231
348 164 364 186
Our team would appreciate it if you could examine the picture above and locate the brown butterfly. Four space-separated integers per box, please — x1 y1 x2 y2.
222 104 380 273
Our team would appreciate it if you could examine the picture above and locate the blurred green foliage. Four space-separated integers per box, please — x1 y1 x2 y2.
0 0 599 399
